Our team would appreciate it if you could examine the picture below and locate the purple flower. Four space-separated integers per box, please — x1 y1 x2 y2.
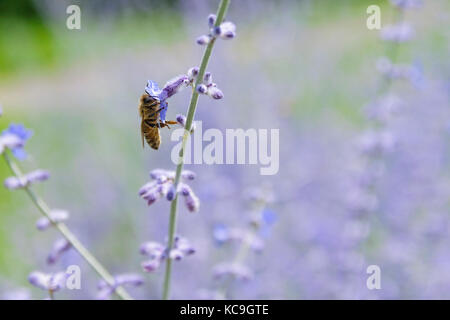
195 72 224 100
3 169 50 191
36 209 70 231
47 238 72 264
26 169 50 183
0 124 32 160
97 274 143 300
390 0 422 9
28 271 67 291
214 21 236 39
380 23 414 42
196 35 212 45
208 14 217 28
144 76 188 123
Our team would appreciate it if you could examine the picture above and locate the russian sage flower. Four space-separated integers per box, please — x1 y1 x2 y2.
390 0 422 9
380 23 414 42
47 238 72 264
3 169 50 190
97 274 143 300
36 209 70 231
28 271 67 292
140 236 195 273
197 13 236 45
213 263 253 281
139 169 199 212
144 75 189 123
196 72 224 100
0 124 32 160
176 114 196 133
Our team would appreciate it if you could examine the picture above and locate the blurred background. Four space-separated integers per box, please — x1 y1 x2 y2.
0 0 449 299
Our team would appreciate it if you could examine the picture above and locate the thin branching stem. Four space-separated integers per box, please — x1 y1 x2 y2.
2 152 133 300
162 0 231 300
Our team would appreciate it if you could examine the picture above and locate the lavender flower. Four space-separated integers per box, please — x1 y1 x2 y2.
47 238 72 264
36 209 70 231
196 72 224 100
197 13 236 45
3 169 50 190
28 271 67 292
139 169 199 212
187 67 199 83
97 274 143 300
213 263 253 281
0 124 32 160
140 236 194 272
213 21 237 39
390 0 422 9
176 114 196 133
381 23 414 42
144 75 188 123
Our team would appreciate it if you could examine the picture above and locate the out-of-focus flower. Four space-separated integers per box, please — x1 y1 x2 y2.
380 23 414 42
0 124 32 160
213 263 253 281
28 271 67 292
376 57 422 84
196 34 213 45
47 238 72 264
3 169 50 190
364 94 403 123
208 14 216 28
139 236 194 272
390 0 422 9
357 129 396 156
36 209 70 231
97 274 143 300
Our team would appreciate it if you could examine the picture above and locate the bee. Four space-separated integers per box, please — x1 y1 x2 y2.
139 93 177 150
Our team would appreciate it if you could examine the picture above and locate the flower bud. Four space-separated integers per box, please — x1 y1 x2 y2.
166 184 176 201
203 72 213 86
216 21 236 39
47 238 72 264
181 170 196 180
196 35 212 45
114 274 144 287
207 86 224 100
0 134 24 149
4 176 27 190
141 259 161 272
36 209 69 231
207 14 216 28
169 249 184 261
187 67 199 82
26 169 50 183
197 84 208 94
185 193 200 213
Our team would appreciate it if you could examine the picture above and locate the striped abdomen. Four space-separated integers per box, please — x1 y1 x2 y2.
139 94 161 150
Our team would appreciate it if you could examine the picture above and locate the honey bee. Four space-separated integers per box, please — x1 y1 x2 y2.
139 93 177 150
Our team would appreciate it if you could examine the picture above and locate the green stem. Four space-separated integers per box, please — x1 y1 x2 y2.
2 152 133 300
161 0 231 300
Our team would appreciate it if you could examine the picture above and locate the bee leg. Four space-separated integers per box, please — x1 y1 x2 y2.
159 120 178 130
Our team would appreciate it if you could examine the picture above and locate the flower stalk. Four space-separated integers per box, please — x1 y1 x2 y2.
2 151 133 300
161 0 231 300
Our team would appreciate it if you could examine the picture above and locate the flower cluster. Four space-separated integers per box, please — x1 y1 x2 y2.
0 124 32 160
196 72 224 100
380 22 414 42
139 169 200 213
140 236 195 273
213 263 253 281
97 274 144 300
376 57 422 84
196 14 236 45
